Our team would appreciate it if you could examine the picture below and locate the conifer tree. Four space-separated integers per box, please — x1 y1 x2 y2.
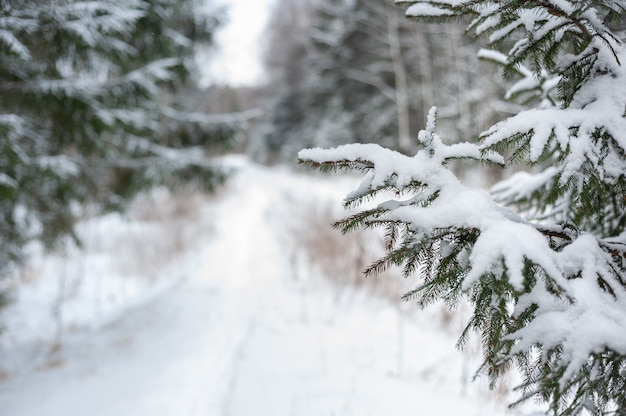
300 1 626 414
0 0 233 278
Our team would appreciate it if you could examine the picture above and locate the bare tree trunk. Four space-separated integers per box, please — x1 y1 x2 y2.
413 25 435 129
385 4 412 153
449 25 471 136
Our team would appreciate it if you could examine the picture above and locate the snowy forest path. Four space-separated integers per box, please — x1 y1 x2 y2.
0 273 253 416
0 157 298 416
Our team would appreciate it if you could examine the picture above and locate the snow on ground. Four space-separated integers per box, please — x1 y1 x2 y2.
0 156 536 415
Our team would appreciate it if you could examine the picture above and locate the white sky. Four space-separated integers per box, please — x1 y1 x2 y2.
200 0 274 86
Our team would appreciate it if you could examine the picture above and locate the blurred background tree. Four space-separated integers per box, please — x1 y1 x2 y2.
0 0 236 278
252 0 505 163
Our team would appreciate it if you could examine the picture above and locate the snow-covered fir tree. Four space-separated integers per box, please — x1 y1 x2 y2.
300 1 626 415
0 0 235 278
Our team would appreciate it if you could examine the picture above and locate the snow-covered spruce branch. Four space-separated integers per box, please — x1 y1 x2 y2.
481 44 626 240
20 1 145 36
299 108 626 415
1 1 144 55
0 57 181 103
399 0 624 104
477 49 560 107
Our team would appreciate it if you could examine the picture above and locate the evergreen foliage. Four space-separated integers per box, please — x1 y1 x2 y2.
300 1 626 414
0 0 232 278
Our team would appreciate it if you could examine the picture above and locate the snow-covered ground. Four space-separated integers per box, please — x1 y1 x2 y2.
0 156 538 415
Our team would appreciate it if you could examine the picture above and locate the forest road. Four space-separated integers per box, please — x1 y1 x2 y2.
0 159 295 416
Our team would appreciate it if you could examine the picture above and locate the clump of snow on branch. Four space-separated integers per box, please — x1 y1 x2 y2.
480 45 626 182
